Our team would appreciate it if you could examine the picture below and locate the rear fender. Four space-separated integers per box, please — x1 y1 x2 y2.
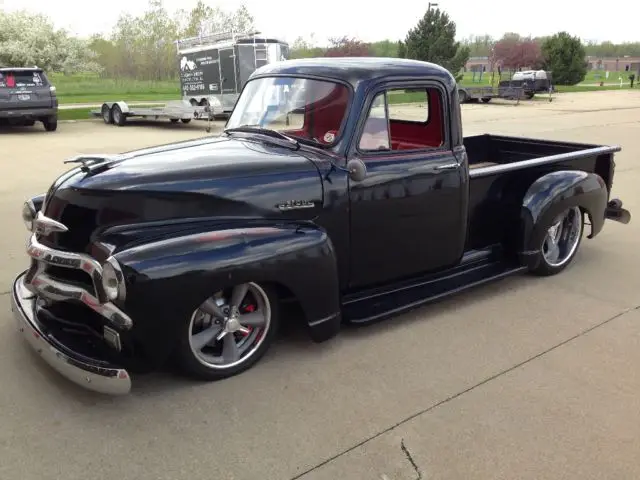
519 170 607 266
115 224 341 342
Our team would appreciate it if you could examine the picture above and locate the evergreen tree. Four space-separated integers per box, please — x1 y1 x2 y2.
403 8 470 81
541 32 588 85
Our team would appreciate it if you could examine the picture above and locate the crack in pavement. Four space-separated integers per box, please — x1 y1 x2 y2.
289 303 640 480
400 439 422 480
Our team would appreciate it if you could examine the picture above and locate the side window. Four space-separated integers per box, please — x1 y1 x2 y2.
387 89 429 122
358 92 391 152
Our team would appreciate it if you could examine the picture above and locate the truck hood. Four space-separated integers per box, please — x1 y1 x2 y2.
39 135 325 252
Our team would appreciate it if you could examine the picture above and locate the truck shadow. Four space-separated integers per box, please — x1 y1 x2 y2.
0 124 50 135
126 272 539 398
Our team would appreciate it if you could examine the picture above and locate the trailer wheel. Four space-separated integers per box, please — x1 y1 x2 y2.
112 105 126 126
181 118 191 124
481 97 491 103
101 104 113 124
170 118 179 123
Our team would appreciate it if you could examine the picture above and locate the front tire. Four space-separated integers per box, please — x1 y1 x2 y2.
175 282 280 381
529 206 584 276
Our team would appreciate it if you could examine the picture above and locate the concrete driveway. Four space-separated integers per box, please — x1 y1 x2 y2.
0 90 639 480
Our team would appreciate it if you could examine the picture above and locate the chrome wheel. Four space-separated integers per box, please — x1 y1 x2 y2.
541 206 583 268
188 282 271 370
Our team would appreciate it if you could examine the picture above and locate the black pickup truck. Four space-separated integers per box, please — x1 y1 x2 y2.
12 58 631 395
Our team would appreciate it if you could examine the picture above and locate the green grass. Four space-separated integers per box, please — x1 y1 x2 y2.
460 69 637 92
57 107 95 121
49 72 181 104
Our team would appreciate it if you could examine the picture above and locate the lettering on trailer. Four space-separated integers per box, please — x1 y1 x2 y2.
178 49 221 96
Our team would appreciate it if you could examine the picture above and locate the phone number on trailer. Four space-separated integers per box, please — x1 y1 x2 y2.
183 84 206 92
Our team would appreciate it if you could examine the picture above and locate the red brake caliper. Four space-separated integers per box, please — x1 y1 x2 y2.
239 303 256 336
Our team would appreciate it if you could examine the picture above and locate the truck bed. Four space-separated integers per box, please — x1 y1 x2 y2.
464 134 620 252
464 134 613 172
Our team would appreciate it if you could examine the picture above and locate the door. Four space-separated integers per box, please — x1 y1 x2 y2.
219 48 237 94
348 84 467 288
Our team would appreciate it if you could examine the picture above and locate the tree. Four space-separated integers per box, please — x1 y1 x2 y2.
491 33 542 71
0 10 100 74
397 40 406 58
460 34 495 57
324 36 372 57
370 39 399 57
289 34 325 59
402 7 470 81
541 32 588 85
176 1 255 38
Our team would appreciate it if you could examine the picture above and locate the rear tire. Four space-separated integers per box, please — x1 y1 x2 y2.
170 118 179 123
529 206 584 276
175 282 280 381
43 116 57 132
181 118 191 124
481 97 491 103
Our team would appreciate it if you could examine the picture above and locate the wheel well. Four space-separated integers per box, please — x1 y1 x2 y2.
262 281 308 330
594 154 613 194
578 206 595 238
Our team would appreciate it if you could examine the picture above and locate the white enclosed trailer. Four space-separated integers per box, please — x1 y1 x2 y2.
176 30 289 115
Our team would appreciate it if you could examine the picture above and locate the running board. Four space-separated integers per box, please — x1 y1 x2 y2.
342 260 527 325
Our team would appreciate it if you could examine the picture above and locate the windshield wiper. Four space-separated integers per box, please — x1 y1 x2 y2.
224 125 299 149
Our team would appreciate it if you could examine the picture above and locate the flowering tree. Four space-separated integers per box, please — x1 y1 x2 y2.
491 33 542 71
0 10 101 74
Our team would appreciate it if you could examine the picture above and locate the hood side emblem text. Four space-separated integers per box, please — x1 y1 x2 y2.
276 200 315 211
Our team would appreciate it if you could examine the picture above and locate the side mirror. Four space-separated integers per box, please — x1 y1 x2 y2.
346 159 367 182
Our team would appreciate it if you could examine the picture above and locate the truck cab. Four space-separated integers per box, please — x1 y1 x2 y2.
12 58 630 395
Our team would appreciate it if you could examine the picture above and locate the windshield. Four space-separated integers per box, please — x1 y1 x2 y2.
226 76 350 146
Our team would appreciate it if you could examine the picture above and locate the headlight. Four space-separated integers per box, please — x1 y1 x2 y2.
101 257 126 302
22 201 36 231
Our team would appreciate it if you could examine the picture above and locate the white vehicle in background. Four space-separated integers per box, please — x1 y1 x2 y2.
512 70 552 92
176 30 290 117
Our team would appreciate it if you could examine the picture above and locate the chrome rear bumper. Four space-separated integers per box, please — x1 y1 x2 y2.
11 272 131 395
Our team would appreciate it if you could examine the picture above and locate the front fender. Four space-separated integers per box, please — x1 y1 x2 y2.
519 170 608 263
114 224 341 357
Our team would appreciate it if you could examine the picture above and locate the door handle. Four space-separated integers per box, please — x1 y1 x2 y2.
434 163 460 171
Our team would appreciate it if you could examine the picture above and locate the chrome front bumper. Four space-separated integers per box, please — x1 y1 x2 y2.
11 272 132 395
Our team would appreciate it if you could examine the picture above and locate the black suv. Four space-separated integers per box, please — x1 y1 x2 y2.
0 67 58 131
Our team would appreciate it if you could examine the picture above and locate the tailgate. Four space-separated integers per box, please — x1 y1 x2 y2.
0 70 53 110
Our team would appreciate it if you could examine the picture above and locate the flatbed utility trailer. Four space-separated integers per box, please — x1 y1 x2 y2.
91 100 222 129
458 81 535 104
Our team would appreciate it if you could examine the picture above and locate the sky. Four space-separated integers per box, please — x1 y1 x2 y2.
1 0 638 46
